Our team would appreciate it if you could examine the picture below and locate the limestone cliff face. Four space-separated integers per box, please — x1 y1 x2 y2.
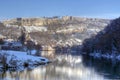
3 16 108 27
3 17 63 26
3 18 45 26
1 16 111 47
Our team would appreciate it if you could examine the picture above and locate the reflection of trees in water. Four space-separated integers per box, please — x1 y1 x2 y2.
82 55 120 79
0 71 6 80
44 62 105 80
0 69 34 80
44 64 75 80
9 71 20 80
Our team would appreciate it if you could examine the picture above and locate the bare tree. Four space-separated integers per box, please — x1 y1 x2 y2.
35 44 42 56
26 40 35 55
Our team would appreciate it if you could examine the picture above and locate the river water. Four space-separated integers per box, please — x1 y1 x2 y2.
0 51 120 80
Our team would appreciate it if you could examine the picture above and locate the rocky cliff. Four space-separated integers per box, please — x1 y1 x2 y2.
1 16 110 47
82 17 120 54
2 16 109 27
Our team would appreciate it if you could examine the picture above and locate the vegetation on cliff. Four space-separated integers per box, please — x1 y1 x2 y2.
82 17 120 54
0 16 110 47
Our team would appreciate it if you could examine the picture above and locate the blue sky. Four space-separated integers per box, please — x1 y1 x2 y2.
0 0 120 20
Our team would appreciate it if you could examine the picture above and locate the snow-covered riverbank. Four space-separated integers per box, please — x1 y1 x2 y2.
0 50 50 71
87 52 120 61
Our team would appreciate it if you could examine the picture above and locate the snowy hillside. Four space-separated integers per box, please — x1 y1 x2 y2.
0 16 110 47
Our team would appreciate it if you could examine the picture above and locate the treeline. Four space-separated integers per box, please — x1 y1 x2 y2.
82 17 120 54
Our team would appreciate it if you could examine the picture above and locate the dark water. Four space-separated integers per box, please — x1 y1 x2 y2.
0 51 120 80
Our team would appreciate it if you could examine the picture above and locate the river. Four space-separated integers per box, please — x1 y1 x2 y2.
0 51 120 80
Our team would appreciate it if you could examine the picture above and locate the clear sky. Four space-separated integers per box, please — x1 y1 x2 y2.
0 0 120 20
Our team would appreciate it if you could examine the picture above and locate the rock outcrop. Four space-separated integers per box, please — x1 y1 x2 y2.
1 16 110 47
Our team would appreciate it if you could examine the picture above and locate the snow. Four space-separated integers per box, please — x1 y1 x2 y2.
0 50 49 70
75 38 82 43
4 41 22 47
94 53 102 58
24 26 47 33
31 49 37 55
116 55 120 60
4 39 14 42
56 38 82 46
88 29 101 32
89 52 120 61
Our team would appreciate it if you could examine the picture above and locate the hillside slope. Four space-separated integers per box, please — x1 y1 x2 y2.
1 16 110 47
82 17 120 54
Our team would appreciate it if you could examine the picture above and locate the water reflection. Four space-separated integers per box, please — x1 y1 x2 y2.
0 64 106 80
82 55 120 79
0 52 119 80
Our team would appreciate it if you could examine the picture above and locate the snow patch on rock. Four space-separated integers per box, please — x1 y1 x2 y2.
0 50 49 71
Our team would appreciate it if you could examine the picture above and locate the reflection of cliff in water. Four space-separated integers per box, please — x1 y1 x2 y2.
82 55 120 79
0 52 106 80
41 51 120 79
43 63 105 80
0 52 119 80
0 61 105 80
